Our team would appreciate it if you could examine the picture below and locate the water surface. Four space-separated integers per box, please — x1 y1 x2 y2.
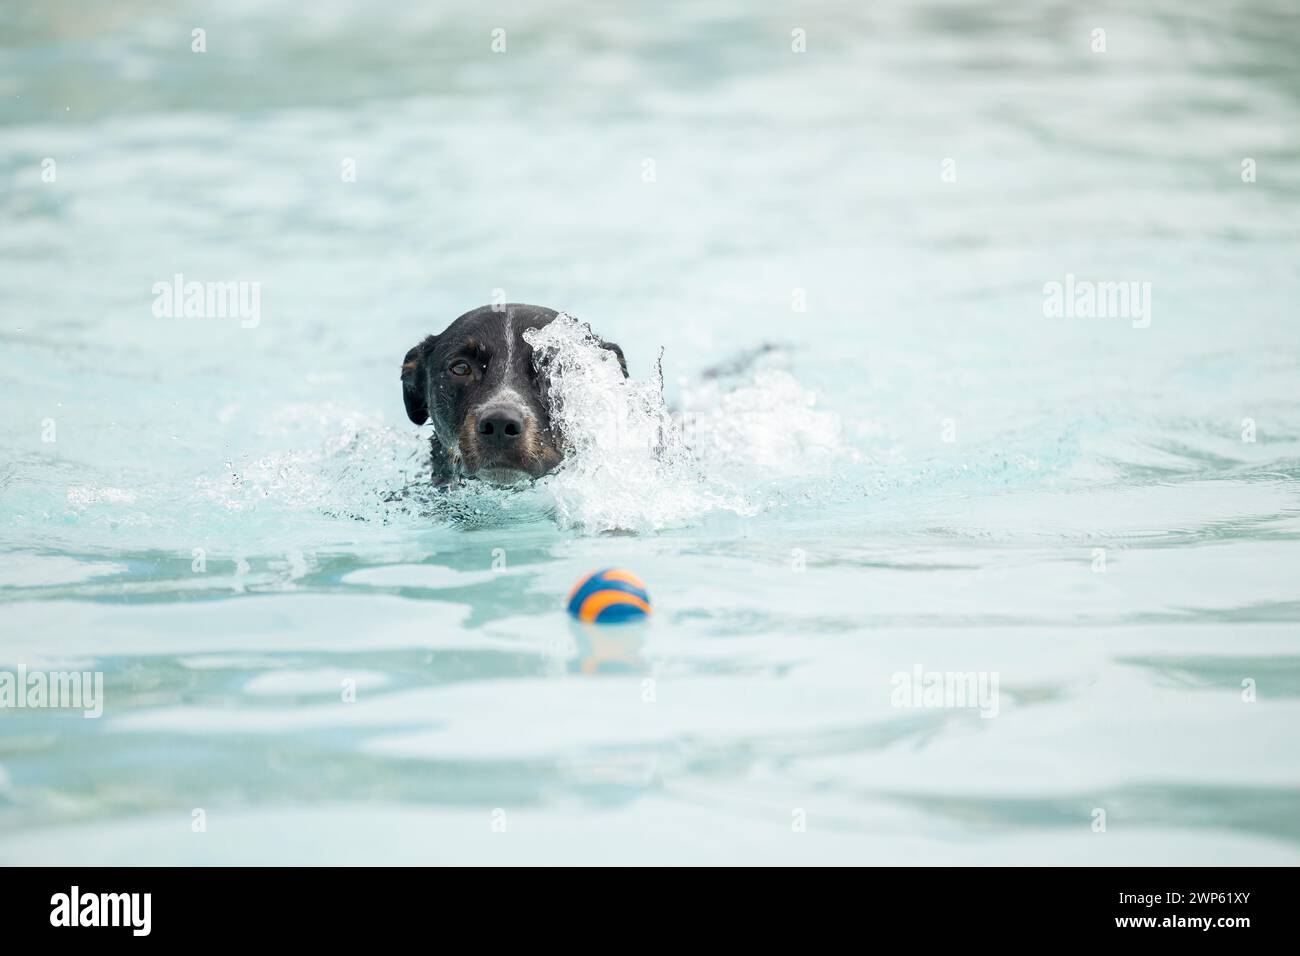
1 0 1298 864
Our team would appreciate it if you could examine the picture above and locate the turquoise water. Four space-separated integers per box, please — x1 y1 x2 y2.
2 0 1299 864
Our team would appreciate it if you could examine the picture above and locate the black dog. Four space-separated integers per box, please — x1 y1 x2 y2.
401 304 626 485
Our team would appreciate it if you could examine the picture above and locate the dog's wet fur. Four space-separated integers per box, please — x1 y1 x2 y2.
401 304 626 485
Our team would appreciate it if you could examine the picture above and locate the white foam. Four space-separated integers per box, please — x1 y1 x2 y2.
520 314 855 533
678 368 853 479
176 316 852 536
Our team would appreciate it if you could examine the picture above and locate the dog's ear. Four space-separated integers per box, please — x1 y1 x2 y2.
598 338 628 378
401 335 437 424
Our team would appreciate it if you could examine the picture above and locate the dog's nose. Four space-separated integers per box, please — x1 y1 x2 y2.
476 406 525 445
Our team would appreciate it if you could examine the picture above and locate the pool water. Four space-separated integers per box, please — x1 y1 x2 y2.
2 0 1299 864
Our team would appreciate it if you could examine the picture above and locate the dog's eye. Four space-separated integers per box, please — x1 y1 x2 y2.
449 360 472 377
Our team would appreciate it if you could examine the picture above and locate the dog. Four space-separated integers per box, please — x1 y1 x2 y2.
401 304 626 485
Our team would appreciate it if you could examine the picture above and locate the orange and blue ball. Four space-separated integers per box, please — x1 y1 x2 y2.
567 568 652 624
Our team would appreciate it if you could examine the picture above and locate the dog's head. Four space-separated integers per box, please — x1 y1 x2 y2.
401 304 626 484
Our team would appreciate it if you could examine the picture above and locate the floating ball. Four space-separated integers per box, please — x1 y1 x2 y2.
567 568 652 624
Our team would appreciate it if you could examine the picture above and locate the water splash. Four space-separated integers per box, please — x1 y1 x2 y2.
195 410 429 524
14 318 1066 544
678 367 855 480
526 313 754 533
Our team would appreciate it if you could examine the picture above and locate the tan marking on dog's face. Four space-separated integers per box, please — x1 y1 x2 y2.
456 411 562 483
